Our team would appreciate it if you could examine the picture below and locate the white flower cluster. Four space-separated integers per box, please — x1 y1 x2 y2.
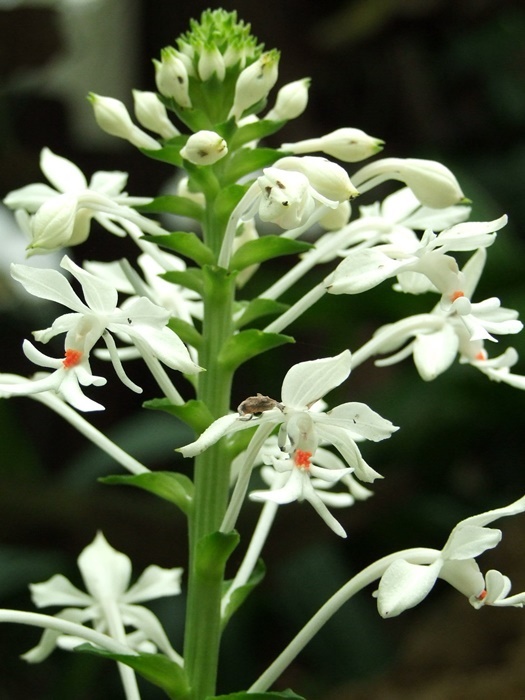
180 351 396 537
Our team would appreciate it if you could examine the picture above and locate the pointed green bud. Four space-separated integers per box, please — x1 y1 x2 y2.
132 90 179 139
228 50 280 121
266 78 310 121
154 48 192 108
88 93 161 149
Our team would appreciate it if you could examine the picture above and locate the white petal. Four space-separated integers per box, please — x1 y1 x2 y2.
11 262 86 312
251 469 305 504
436 215 507 252
120 604 180 660
126 326 201 374
59 381 106 413
77 532 132 602
21 608 89 663
443 524 501 560
461 248 486 298
30 574 92 608
281 350 351 408
326 249 408 294
439 557 485 599
413 326 459 380
60 256 118 313
459 494 525 529
40 148 87 193
89 170 128 196
4 183 59 211
178 412 269 458
376 559 442 618
484 569 512 603
123 565 183 604
321 401 398 441
304 486 347 538
315 423 383 482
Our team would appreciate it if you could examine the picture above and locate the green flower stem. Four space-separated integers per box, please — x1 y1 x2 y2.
249 547 439 693
221 499 279 617
183 264 237 700
263 282 326 334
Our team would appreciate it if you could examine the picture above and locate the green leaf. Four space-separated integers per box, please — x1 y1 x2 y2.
213 183 250 232
208 691 305 700
219 329 294 370
229 118 287 150
221 559 266 628
196 531 240 581
136 195 204 222
230 236 312 271
143 232 215 266
100 472 194 514
75 646 189 700
139 137 188 167
222 148 283 186
161 268 204 295
168 317 203 350
234 298 290 329
144 398 215 434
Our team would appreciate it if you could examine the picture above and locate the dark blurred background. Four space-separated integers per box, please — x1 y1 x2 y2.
1 1 525 698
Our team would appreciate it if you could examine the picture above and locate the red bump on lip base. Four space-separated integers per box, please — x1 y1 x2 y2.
294 449 312 470
63 349 83 368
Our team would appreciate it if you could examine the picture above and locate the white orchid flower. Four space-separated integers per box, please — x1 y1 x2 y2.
5 255 201 404
0 340 107 412
352 247 523 381
84 251 203 325
3 148 161 253
179 350 397 483
252 451 354 538
326 215 507 297
375 495 525 618
24 532 183 664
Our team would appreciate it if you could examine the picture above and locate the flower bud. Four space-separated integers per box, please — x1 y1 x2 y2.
282 127 384 162
132 90 179 139
275 155 359 202
228 50 280 121
198 45 226 81
89 94 161 150
154 48 192 108
266 78 310 121
180 130 228 165
352 157 466 208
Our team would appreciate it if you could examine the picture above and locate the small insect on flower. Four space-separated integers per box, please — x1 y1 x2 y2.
237 393 283 421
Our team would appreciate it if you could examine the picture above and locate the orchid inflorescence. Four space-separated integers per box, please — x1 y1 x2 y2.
1 9 524 700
